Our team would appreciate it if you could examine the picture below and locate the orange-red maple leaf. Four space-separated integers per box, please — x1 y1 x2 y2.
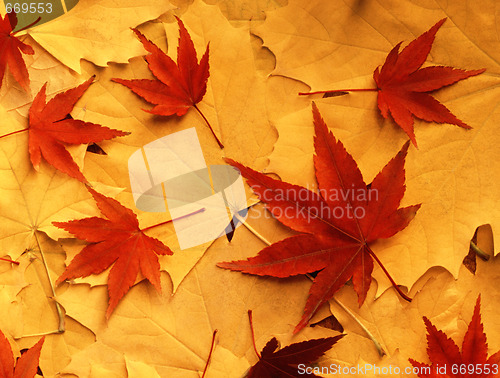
0 330 44 378
112 18 223 148
219 103 420 333
28 76 129 182
373 18 484 146
54 187 173 318
409 295 500 377
113 17 209 116
300 19 485 147
0 12 34 91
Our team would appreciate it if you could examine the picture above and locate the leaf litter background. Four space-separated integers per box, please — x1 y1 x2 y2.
0 0 499 376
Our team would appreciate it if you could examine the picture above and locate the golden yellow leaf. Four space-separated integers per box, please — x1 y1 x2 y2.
257 0 500 294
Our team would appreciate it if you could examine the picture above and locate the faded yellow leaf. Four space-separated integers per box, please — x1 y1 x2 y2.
27 0 175 73
57 204 331 376
55 0 280 290
12 234 95 377
0 34 83 107
125 356 161 378
0 107 103 260
320 255 500 375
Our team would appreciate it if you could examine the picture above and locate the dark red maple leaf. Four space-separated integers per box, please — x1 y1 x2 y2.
112 17 223 148
54 187 173 318
246 310 342 377
0 330 44 378
410 295 500 377
219 103 420 333
0 12 35 91
27 76 129 182
300 18 485 146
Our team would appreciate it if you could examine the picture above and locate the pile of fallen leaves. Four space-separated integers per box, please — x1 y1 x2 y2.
0 0 499 376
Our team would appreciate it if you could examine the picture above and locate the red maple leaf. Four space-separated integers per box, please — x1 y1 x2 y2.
410 295 500 377
54 187 173 318
0 12 35 92
219 103 420 333
300 18 485 147
112 17 223 148
26 76 129 182
0 330 44 378
246 310 342 377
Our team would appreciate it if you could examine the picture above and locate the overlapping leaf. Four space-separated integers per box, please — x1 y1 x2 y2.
0 330 44 378
248 335 342 377
28 76 129 182
0 12 34 91
410 295 500 377
27 0 175 73
112 17 224 147
372 18 484 146
220 104 420 332
300 19 484 146
54 187 173 317
113 17 209 118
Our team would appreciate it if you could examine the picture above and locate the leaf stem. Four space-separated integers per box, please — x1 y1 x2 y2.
0 128 28 140
248 310 261 359
299 88 378 96
234 213 271 246
34 232 65 334
12 16 41 35
331 297 386 356
303 273 385 356
202 329 218 378
365 245 411 302
140 207 205 233
470 240 490 261
241 218 386 356
193 104 224 149
0 257 20 265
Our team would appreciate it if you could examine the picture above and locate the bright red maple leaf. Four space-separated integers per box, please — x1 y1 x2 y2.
0 12 34 92
219 103 420 333
409 295 500 377
27 76 129 182
300 18 485 147
54 187 173 318
112 17 223 148
246 310 343 377
0 330 44 378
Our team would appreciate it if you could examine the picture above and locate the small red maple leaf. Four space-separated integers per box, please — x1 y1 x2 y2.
0 12 35 92
112 17 223 148
54 187 173 318
219 103 420 333
300 18 485 147
246 310 342 377
409 295 500 377
0 330 44 378
27 76 129 182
